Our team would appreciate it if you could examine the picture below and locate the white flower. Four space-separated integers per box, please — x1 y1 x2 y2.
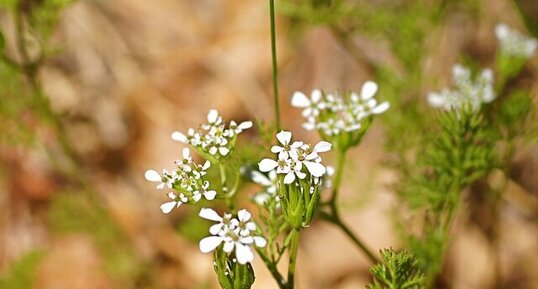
271 130 303 159
145 169 174 189
251 170 279 206
198 208 266 264
495 23 537 58
160 192 188 214
258 130 331 184
291 89 325 118
193 180 217 201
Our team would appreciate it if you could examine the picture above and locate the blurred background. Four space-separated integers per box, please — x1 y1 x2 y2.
0 0 537 288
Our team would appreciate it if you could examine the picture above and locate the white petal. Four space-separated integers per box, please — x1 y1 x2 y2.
145 170 161 182
223 240 235 253
291 91 310 108
253 236 267 247
182 147 191 159
171 131 188 143
160 201 177 214
251 171 272 186
238 209 251 222
314 141 332 153
204 190 216 200
373 102 390 114
238 121 253 130
304 161 326 177
199 208 222 222
207 109 219 123
296 171 307 179
271 145 283 153
246 221 256 231
209 223 224 235
167 192 177 199
303 122 315 131
361 81 378 100
259 159 279 172
276 131 292 145
199 236 223 253
219 147 230 156
209 147 218 155
427 93 445 107
192 193 202 202
495 23 509 39
311 89 322 102
202 160 211 170
235 243 254 264
284 171 295 184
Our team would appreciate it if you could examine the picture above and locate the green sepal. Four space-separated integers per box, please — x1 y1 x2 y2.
213 249 255 289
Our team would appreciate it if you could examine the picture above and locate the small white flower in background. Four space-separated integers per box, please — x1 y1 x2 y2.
145 148 216 214
495 23 537 59
199 208 266 265
428 64 495 111
291 81 389 136
259 131 331 184
251 170 279 206
171 109 252 159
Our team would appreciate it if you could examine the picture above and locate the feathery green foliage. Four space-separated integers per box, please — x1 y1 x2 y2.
366 249 426 289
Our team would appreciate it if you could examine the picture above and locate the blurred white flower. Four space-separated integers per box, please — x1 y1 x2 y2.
495 23 537 58
428 64 495 111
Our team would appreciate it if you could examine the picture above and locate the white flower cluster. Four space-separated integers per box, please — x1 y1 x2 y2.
495 23 537 59
145 148 216 213
291 81 389 136
171 109 252 159
258 131 331 184
428 64 495 111
199 208 267 264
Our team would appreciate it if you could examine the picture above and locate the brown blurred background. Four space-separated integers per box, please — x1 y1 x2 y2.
0 0 537 288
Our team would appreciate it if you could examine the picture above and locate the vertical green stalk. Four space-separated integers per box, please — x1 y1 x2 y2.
287 229 301 289
219 163 234 210
269 0 281 132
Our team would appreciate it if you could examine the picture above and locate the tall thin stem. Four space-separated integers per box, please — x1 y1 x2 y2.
269 0 281 131
286 229 301 289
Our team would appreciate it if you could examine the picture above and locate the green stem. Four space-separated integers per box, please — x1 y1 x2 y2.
287 229 301 289
219 163 234 210
329 148 346 206
269 0 281 132
257 248 287 289
322 148 380 264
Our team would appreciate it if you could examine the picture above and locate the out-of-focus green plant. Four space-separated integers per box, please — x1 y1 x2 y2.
0 250 44 289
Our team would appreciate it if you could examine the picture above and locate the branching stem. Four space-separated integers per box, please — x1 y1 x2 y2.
322 148 380 264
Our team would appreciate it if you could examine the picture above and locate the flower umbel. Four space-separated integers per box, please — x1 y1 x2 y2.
145 148 215 214
291 81 389 136
171 109 252 161
199 208 266 264
259 131 331 184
